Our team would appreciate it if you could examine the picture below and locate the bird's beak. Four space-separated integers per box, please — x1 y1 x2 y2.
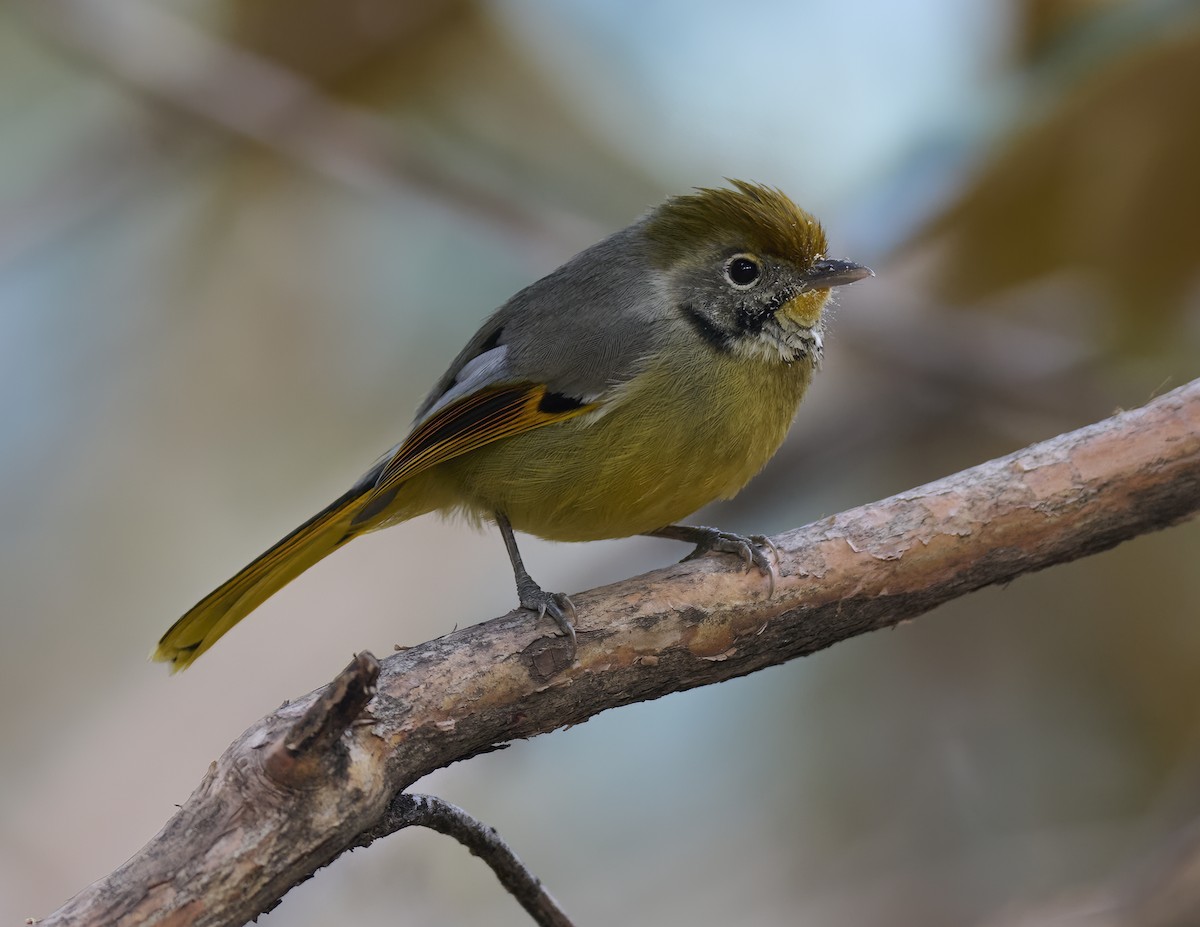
803 258 873 290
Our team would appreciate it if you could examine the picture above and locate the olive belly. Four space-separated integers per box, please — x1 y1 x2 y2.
439 354 812 541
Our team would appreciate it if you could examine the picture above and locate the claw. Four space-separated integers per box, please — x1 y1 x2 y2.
517 582 577 654
752 534 780 561
675 526 778 598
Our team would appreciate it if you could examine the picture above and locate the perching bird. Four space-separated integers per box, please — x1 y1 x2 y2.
154 180 870 670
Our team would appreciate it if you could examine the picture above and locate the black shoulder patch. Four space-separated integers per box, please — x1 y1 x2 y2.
538 391 586 414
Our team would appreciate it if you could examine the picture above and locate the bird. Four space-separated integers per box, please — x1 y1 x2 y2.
153 180 871 671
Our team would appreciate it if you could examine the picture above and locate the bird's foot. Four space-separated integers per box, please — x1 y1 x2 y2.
516 577 577 652
676 526 778 597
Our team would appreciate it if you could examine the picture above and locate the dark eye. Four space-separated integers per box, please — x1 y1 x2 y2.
724 255 761 288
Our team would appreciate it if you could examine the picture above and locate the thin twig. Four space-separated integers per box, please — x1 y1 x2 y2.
358 794 575 927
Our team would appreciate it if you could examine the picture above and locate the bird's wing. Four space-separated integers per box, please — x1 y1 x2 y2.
358 227 670 524
352 344 599 524
413 225 668 422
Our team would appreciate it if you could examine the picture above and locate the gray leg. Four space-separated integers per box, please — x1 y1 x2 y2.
495 512 577 649
645 524 778 596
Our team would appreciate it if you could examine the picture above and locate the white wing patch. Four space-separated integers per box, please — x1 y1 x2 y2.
418 344 511 426
350 344 513 494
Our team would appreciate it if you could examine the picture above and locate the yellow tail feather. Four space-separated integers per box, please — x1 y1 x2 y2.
152 487 365 672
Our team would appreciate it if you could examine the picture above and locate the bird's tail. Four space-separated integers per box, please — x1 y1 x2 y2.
153 486 369 672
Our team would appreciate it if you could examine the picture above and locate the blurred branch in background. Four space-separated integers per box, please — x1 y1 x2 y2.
0 102 201 269
8 0 636 267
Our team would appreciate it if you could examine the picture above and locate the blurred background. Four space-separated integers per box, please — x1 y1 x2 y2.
3 1 1200 924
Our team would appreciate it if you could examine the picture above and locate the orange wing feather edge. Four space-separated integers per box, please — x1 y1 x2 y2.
355 382 598 523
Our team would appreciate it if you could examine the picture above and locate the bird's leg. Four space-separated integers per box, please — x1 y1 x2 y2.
645 524 778 596
495 512 577 650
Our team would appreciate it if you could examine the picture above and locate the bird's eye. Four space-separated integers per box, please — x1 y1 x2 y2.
724 255 761 288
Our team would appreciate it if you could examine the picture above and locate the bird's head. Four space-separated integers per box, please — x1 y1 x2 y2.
644 180 871 363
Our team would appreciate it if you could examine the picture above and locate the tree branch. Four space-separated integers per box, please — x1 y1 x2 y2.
41 378 1200 927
